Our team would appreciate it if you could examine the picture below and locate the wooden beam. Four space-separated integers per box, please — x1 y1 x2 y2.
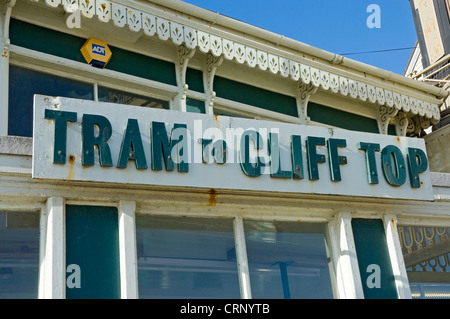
407 271 450 283
403 237 450 267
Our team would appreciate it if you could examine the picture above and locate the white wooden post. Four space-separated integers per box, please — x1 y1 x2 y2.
327 212 364 298
118 200 139 299
39 197 65 299
0 1 14 135
234 216 252 299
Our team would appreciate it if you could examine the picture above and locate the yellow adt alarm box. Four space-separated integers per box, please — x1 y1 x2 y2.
81 38 112 69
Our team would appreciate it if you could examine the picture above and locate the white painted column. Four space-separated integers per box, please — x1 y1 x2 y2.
0 4 9 135
38 197 65 299
383 215 412 299
93 82 99 102
233 216 252 299
327 212 364 298
118 200 139 299
38 205 47 299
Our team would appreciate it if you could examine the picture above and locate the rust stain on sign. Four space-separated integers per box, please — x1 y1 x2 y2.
213 114 220 128
67 154 76 180
208 188 217 206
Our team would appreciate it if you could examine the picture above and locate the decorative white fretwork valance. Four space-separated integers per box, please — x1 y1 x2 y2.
35 0 441 123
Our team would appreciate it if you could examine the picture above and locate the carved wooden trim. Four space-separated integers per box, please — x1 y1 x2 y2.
377 105 398 135
174 43 195 112
296 82 318 125
203 52 223 114
36 0 441 123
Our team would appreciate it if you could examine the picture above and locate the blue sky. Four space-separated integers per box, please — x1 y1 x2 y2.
182 0 418 75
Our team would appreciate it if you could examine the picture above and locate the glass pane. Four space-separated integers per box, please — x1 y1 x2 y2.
186 98 205 114
8 65 94 137
410 283 450 299
98 86 169 109
244 220 333 299
0 211 40 299
136 215 240 299
398 225 450 299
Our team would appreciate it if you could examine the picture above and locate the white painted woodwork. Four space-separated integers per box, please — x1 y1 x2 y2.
327 212 364 299
118 200 139 299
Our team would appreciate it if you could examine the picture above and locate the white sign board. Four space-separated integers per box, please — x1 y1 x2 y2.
32 95 434 201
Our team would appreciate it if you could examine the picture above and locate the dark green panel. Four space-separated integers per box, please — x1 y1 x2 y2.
10 19 176 85
107 46 176 85
66 205 120 299
10 19 86 62
308 102 379 133
388 125 397 136
214 76 298 117
308 102 397 135
352 218 398 299
186 68 204 93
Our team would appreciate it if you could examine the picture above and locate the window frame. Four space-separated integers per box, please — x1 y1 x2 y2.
132 210 337 299
9 45 177 110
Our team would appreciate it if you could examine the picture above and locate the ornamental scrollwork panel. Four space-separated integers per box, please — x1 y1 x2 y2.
398 225 450 273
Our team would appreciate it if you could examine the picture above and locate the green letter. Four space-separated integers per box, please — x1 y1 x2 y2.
327 138 347 182
269 133 291 178
306 136 326 180
202 139 227 164
240 130 263 177
172 124 189 172
201 138 212 163
44 109 77 164
358 142 380 184
117 119 147 169
406 147 428 188
291 135 304 180
151 122 188 172
82 114 113 167
381 145 406 186
213 140 227 164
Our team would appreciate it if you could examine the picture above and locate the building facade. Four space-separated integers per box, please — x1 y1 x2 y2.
406 0 450 179
1 0 450 299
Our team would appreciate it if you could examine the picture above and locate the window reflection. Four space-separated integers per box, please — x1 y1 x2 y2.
0 212 40 299
244 220 333 299
8 65 94 137
98 86 169 109
136 215 240 299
